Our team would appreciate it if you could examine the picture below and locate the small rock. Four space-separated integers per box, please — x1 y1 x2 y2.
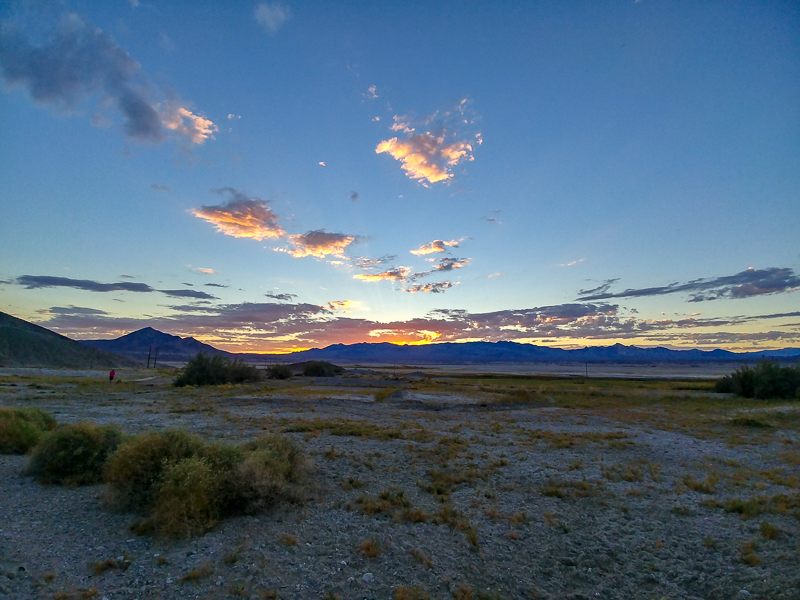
362 572 374 583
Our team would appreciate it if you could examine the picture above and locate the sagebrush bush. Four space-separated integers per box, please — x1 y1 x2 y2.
302 361 340 377
0 407 57 454
104 430 207 511
266 363 293 379
715 360 800 399
174 352 261 387
26 422 122 485
105 429 308 537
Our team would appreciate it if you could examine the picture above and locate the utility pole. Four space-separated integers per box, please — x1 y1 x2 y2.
146 346 152 369
153 347 159 369
585 362 588 378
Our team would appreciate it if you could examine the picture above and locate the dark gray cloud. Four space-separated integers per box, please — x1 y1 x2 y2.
0 13 215 144
354 256 397 271
159 289 217 300
578 279 619 297
18 275 153 293
577 268 800 302
350 191 359 201
265 292 298 301
37 306 109 317
407 282 456 294
17 275 217 300
204 283 228 288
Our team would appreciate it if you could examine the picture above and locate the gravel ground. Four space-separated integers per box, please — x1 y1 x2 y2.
1 371 798 600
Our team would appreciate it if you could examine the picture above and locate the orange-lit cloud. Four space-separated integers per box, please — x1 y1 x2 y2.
161 104 218 144
354 267 411 282
192 188 284 241
328 300 357 312
433 257 469 272
410 239 460 255
193 267 216 274
282 230 357 258
376 101 481 186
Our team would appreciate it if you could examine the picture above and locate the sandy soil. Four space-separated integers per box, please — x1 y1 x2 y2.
0 369 798 600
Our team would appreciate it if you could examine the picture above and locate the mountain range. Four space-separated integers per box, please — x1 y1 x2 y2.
80 326 800 365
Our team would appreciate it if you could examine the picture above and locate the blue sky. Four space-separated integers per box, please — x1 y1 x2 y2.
1 0 798 353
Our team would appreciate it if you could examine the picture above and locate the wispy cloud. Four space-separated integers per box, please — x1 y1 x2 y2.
0 13 216 145
410 239 460 255
560 258 585 267
192 267 216 274
205 283 228 288
328 300 357 312
16 274 216 300
192 188 284 241
407 281 457 294
18 275 153 293
353 255 397 270
577 268 800 302
160 289 217 300
254 2 291 34
265 292 297 301
350 191 359 201
354 267 411 282
376 100 481 186
281 230 357 259
151 184 172 192
364 85 378 99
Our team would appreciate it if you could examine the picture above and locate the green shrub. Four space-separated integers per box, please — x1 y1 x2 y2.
302 361 340 377
716 361 800 399
26 422 122 485
266 364 293 379
174 353 261 387
0 407 57 454
105 429 308 537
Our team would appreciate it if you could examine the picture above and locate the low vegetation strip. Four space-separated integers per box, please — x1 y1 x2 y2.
0 406 57 454
715 360 800 399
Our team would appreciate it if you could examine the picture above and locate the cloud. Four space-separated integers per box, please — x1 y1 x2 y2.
354 255 397 270
37 305 109 317
410 239 460 255
192 267 216 274
151 184 172 192
432 257 469 272
159 289 217 300
350 191 359 201
282 230 357 259
560 258 585 267
0 14 216 145
265 292 298 301
227 114 241 120
328 300 357 311
365 85 378 99
254 2 291 34
205 283 228 288
160 102 218 145
407 282 457 294
578 279 619 297
354 267 411 282
319 161 326 166
577 268 800 302
16 275 217 300
376 100 481 186
192 188 284 241
17 275 153 293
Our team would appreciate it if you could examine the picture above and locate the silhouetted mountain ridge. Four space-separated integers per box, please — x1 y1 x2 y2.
81 327 233 362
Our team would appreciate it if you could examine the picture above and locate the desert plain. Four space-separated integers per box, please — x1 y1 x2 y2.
0 365 798 600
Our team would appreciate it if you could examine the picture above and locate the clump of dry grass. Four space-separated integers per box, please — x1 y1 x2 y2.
179 560 214 583
393 586 430 600
357 537 382 558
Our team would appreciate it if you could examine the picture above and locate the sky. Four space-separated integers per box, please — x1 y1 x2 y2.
1 0 799 354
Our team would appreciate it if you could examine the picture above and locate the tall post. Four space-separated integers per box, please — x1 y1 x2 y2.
146 346 152 369
153 347 159 369
585 362 588 378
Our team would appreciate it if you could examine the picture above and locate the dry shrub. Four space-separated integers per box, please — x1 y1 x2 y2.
153 456 226 538
0 407 56 454
104 430 206 511
104 429 308 538
26 422 122 485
